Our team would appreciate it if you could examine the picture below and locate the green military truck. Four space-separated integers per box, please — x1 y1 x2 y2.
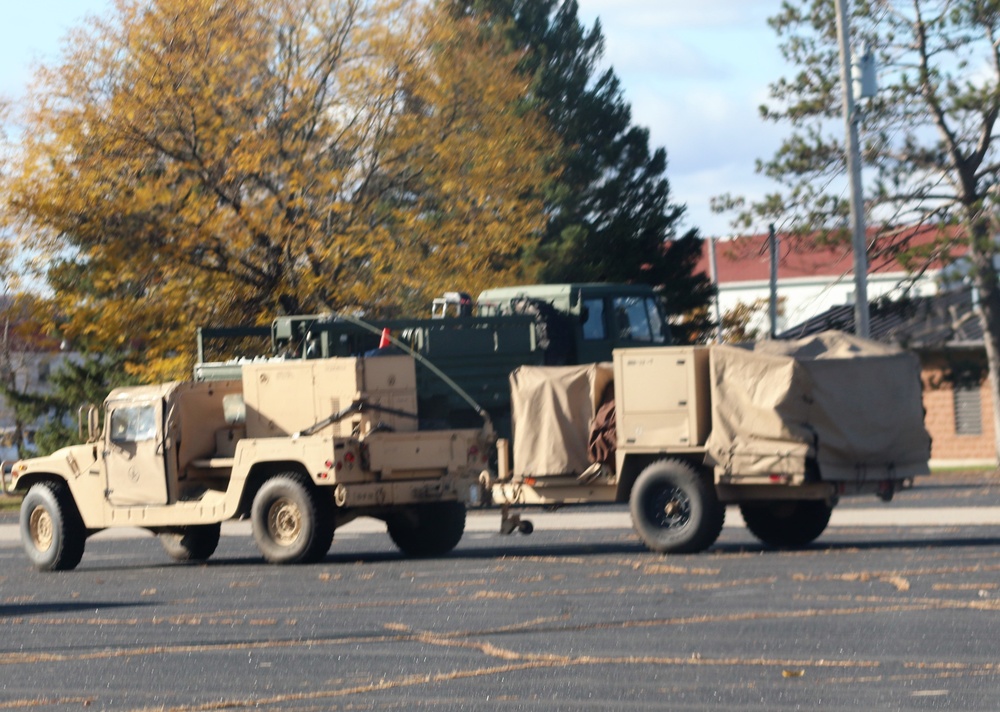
196 283 670 437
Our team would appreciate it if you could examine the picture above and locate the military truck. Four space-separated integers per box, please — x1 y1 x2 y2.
491 332 932 553
195 283 670 437
8 354 491 571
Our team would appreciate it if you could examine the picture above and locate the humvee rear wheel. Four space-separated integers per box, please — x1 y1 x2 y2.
629 459 724 554
159 523 221 562
739 500 832 549
251 474 333 564
19 481 86 571
387 502 466 558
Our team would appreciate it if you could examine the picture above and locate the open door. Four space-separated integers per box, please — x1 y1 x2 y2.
104 400 168 506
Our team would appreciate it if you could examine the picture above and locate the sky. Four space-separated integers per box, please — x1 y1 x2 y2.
0 0 793 238
574 1 792 237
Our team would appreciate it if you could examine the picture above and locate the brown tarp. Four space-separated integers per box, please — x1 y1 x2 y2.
703 331 931 481
510 363 614 478
588 400 617 468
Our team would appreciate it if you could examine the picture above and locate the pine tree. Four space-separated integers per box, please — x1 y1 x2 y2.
450 0 715 341
740 0 1000 462
0 355 137 456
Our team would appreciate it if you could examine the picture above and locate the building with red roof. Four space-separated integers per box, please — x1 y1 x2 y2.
695 225 966 337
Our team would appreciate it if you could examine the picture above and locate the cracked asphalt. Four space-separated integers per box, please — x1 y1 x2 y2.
2 472 1000 710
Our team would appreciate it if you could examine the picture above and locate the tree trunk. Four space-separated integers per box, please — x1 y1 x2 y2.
978 296 1000 467
966 214 1000 466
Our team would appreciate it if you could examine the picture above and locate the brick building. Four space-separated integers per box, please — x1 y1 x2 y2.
920 352 995 462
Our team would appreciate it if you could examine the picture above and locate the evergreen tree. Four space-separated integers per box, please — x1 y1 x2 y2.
450 0 715 341
0 355 137 456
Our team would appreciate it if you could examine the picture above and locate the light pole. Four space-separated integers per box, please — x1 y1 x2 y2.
834 0 871 338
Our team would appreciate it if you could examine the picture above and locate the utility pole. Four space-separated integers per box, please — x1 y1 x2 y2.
834 0 871 338
768 224 779 339
708 238 723 343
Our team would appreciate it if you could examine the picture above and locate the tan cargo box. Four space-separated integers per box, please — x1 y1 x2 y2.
613 346 711 448
242 355 418 438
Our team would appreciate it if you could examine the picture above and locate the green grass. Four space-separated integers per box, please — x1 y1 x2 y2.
0 495 21 512
929 465 999 475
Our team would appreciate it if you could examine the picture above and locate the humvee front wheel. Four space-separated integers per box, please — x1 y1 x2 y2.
159 523 221 562
251 474 333 564
629 459 724 554
19 481 86 571
739 500 832 549
387 502 466 558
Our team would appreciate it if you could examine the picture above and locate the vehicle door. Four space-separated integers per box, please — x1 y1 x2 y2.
104 399 169 506
576 296 614 363
576 294 670 362
610 295 669 349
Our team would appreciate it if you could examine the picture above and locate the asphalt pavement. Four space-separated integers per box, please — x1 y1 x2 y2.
1 472 999 711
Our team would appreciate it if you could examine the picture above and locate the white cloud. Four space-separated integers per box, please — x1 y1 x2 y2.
578 1 771 30
678 163 781 238
574 0 793 236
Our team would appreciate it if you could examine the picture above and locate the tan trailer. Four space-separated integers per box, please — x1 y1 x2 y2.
490 331 931 553
9 355 491 570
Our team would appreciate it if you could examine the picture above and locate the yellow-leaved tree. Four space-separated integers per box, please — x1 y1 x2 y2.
1 0 555 381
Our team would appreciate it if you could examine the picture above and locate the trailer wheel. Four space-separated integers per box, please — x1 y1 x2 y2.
629 459 724 554
739 500 833 549
387 502 466 558
159 523 221 562
251 474 333 564
19 481 86 571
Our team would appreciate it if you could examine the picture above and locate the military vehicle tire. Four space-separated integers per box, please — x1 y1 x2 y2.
251 474 333 564
629 459 724 554
739 499 833 549
387 501 466 558
159 523 222 562
20 481 86 571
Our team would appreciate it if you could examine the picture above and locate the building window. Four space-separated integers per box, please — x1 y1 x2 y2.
953 384 982 436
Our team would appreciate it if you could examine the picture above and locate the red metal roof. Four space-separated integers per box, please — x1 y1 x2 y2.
697 225 966 284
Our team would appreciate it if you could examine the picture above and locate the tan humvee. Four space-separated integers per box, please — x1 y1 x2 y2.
9 355 490 570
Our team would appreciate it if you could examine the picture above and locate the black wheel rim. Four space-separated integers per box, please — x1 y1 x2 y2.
646 484 691 530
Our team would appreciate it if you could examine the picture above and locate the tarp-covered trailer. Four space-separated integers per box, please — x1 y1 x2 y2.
491 331 931 553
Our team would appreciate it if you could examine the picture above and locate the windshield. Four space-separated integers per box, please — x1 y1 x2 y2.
109 404 158 443
612 296 668 344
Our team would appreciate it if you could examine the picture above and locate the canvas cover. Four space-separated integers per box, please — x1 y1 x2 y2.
703 331 931 481
510 363 614 478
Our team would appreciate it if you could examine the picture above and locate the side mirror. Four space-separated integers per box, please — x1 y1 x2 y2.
78 404 100 443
